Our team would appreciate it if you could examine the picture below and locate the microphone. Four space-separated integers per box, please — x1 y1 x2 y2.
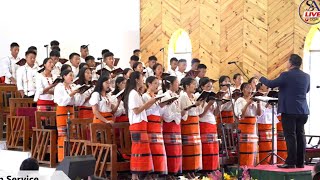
160 48 164 51
97 57 103 60
317 86 320 88
228 61 238 64
44 45 49 47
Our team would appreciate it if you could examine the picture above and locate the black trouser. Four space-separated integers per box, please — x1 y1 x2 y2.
281 113 308 165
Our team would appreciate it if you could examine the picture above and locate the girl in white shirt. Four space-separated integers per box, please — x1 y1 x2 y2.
153 63 164 92
161 76 182 178
89 76 120 124
123 71 157 180
234 82 262 166
178 77 203 179
77 67 95 119
53 69 84 162
34 58 58 111
111 76 128 122
196 77 219 173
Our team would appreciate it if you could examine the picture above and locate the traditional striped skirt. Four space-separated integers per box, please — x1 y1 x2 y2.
115 114 129 122
163 121 182 175
78 106 93 119
277 115 287 163
181 116 202 172
93 112 113 123
147 115 167 175
258 124 276 164
238 117 258 166
37 99 56 111
56 106 74 162
216 111 234 125
200 122 219 171
130 121 153 174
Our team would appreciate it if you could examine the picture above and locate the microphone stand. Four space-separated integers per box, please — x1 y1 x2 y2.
217 102 228 180
66 110 71 157
160 48 165 68
231 62 249 80
44 45 49 58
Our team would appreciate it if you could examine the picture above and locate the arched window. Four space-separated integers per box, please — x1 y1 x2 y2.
167 29 192 71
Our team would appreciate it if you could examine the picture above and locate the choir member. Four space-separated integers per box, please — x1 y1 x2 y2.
101 49 110 57
153 63 164 92
195 64 207 87
111 76 128 122
248 77 259 93
145 56 157 78
66 53 81 77
234 82 262 166
122 68 133 79
34 58 58 111
89 76 120 123
161 76 183 178
123 71 157 180
133 62 144 74
133 49 141 59
77 67 94 119
130 55 140 70
256 83 279 164
85 55 96 68
61 64 72 72
196 77 219 173
0 42 20 84
142 76 169 177
50 40 60 51
16 50 39 98
98 52 115 72
191 58 200 71
167 57 178 76
27 46 37 53
80 45 89 63
53 69 85 162
79 63 88 70
233 73 243 90
50 50 62 78
176 59 187 82
179 77 203 179
216 75 234 124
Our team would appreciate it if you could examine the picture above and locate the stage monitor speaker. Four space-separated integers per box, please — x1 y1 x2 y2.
56 155 96 180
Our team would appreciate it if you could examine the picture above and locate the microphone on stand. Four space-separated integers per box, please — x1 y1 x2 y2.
44 45 49 58
44 44 49 47
228 61 238 64
160 48 165 66
160 48 164 51
316 86 320 88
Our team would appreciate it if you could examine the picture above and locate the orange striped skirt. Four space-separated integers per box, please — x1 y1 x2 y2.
200 122 219 171
78 106 93 119
238 117 258 166
258 124 276 165
93 112 113 123
216 111 234 125
56 106 74 162
163 121 182 175
130 121 153 174
37 99 56 111
147 115 167 174
277 115 287 162
115 115 129 122
181 116 201 172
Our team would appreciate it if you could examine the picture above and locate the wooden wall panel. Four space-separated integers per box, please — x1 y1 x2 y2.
293 0 309 57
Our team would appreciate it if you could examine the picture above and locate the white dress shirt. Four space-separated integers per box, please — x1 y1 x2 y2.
16 63 39 96
142 92 162 116
128 89 148 125
176 70 186 82
161 90 181 124
89 91 113 112
34 73 57 101
66 61 79 77
0 56 21 84
80 57 86 63
167 68 177 76
144 67 154 78
234 97 259 117
52 62 62 77
179 91 201 120
54 83 84 106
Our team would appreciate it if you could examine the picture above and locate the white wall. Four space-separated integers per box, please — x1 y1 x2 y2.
0 0 140 68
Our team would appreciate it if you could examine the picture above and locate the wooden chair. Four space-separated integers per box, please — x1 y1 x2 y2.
0 85 20 140
90 123 112 144
9 98 36 116
31 111 57 167
218 123 238 165
305 135 320 164
6 116 29 151
112 122 131 156
68 118 92 156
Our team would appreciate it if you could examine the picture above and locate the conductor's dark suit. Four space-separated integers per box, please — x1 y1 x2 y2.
260 67 310 166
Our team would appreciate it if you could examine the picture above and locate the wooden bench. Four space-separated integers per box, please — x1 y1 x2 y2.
68 118 92 156
6 116 29 151
9 98 36 116
305 135 320 164
31 111 57 167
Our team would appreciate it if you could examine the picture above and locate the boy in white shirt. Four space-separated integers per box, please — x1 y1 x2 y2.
0 42 20 84
175 59 187 82
80 45 89 63
167 57 178 76
66 53 81 77
145 55 157 78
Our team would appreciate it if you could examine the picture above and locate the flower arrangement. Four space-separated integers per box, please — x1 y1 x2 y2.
201 166 257 180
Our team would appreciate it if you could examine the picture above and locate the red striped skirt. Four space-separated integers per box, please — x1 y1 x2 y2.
56 106 74 162
147 115 167 174
130 121 153 174
216 111 234 125
200 122 219 171
78 106 93 119
115 115 129 122
37 99 56 111
93 112 113 123
258 124 277 164
238 117 258 166
163 121 182 175
277 115 287 162
181 116 202 172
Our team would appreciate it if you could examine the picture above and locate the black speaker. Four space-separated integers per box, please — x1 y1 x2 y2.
56 155 96 180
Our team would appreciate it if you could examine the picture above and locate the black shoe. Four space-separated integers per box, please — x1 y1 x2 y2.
296 165 305 168
277 164 296 168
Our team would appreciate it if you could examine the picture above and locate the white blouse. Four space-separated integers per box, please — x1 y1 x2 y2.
54 83 85 106
34 73 57 102
128 89 148 125
219 90 234 111
257 101 279 124
161 90 181 124
111 95 125 117
179 91 201 120
142 92 162 116
194 92 216 124
52 62 61 77
235 97 258 117
89 92 113 112
79 86 95 107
